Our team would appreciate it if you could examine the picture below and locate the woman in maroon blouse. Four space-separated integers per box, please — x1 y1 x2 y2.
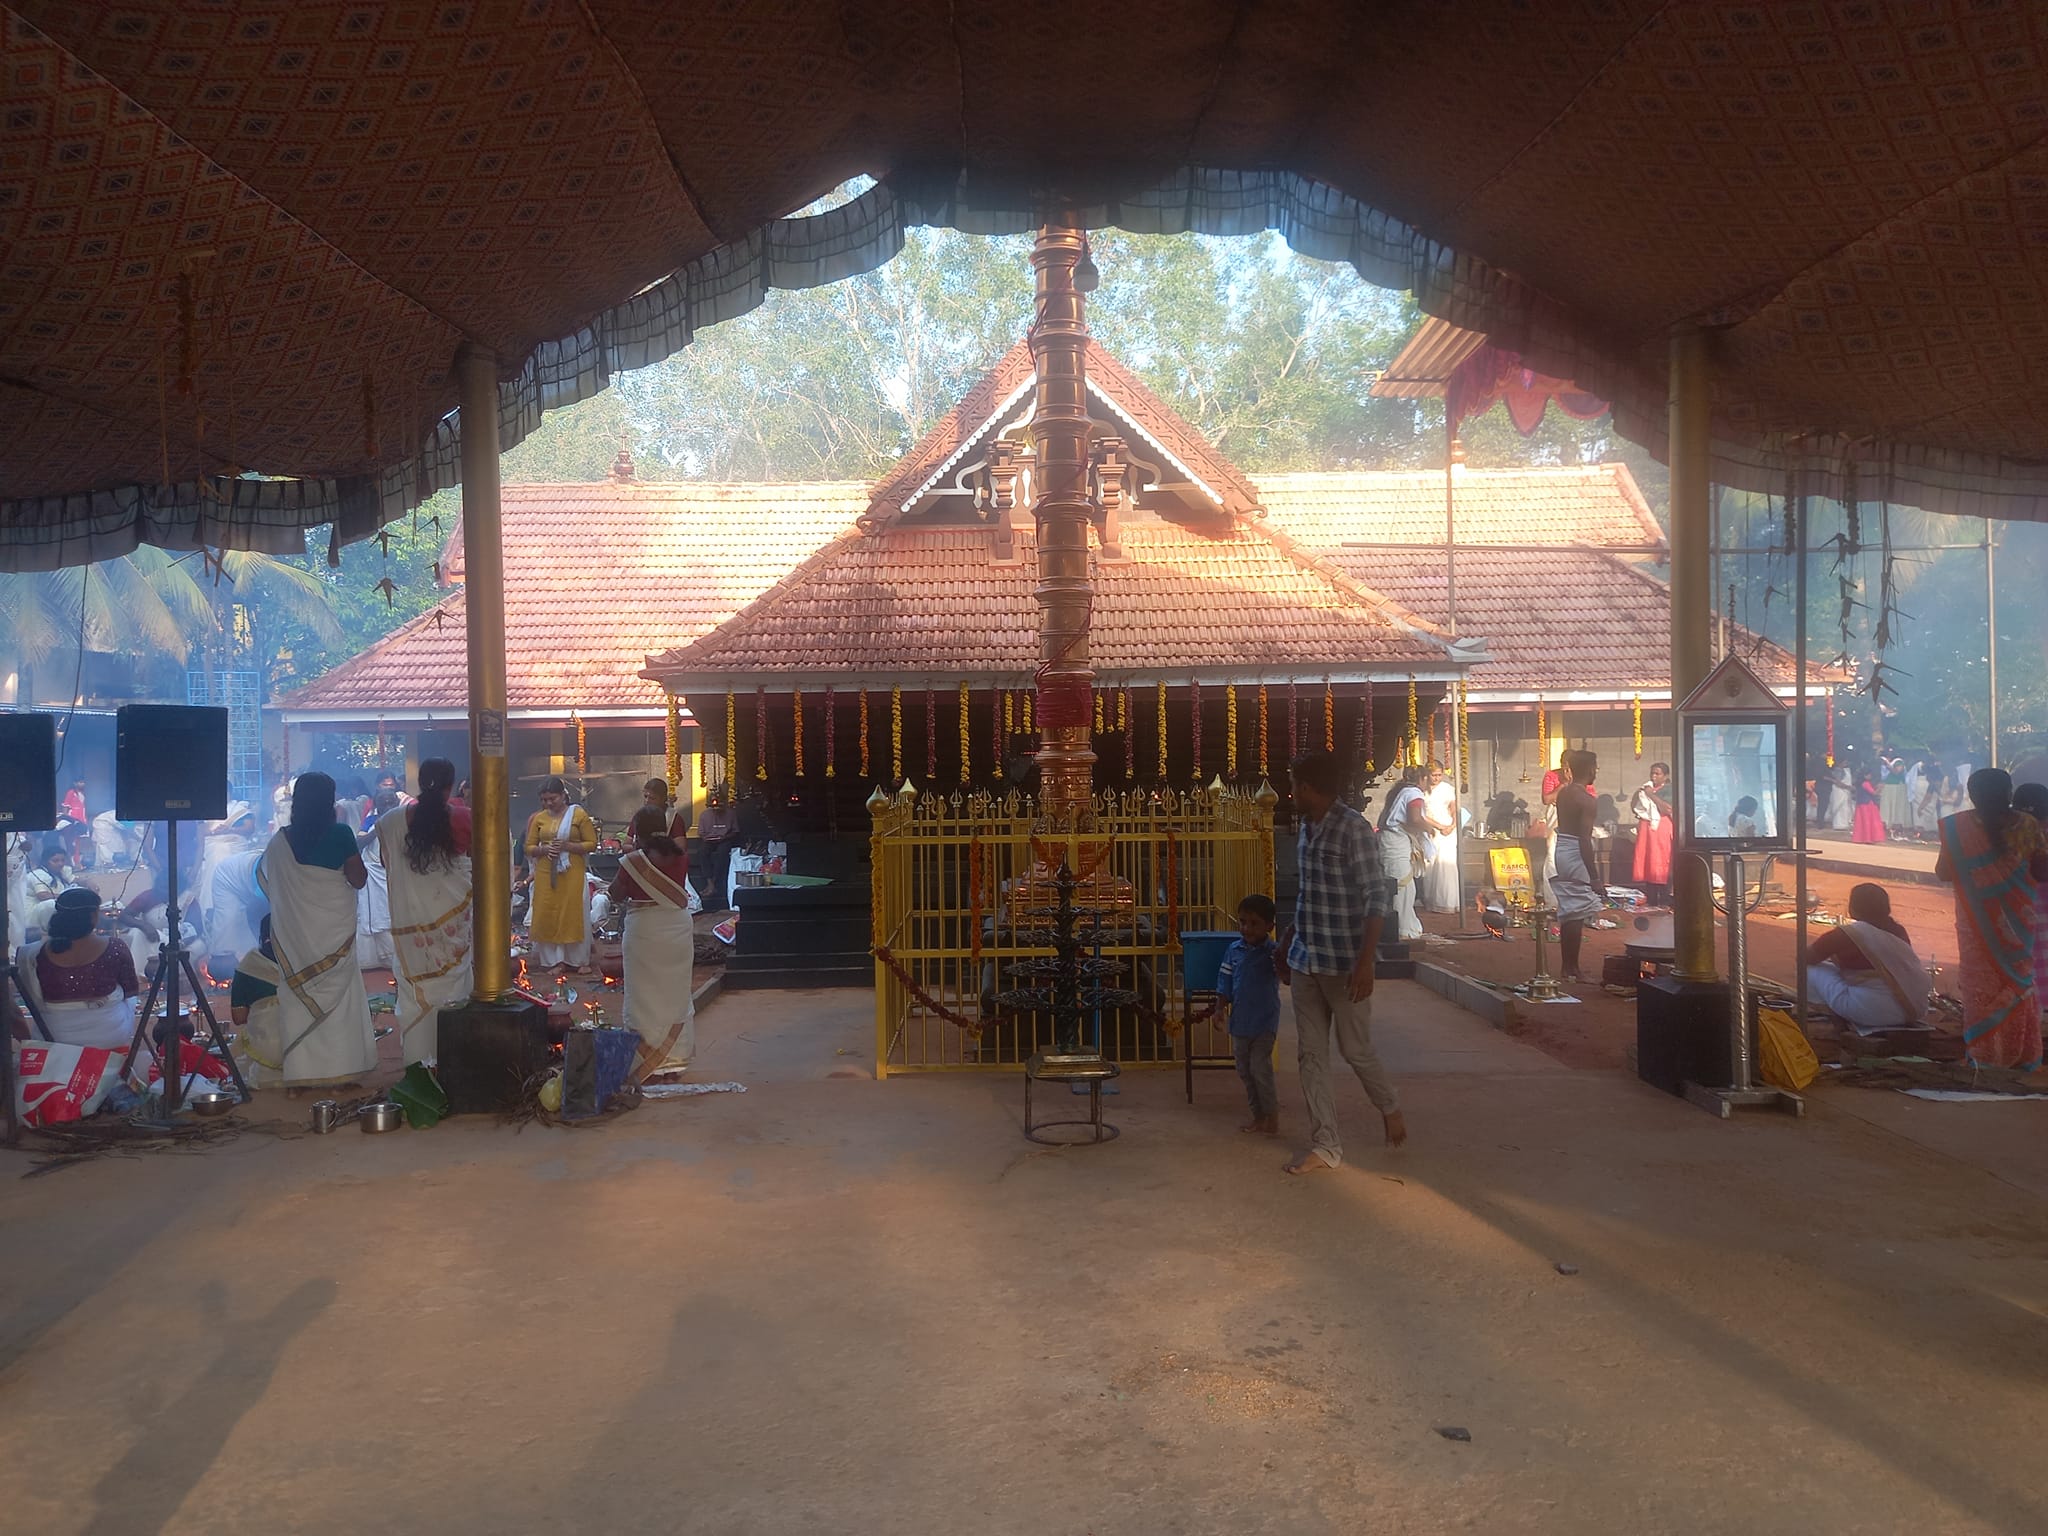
10 886 139 1048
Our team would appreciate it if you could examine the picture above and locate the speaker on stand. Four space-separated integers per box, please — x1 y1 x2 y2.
0 711 59 1146
110 706 251 1118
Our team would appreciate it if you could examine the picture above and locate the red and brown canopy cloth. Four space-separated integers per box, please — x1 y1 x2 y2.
5 0 2047 571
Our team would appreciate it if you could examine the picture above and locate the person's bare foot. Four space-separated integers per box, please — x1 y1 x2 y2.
1284 1151 1333 1175
1382 1109 1408 1148
1259 1115 1281 1136
1238 1119 1263 1133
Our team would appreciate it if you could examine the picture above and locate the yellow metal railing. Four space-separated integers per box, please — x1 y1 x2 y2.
869 786 1275 1076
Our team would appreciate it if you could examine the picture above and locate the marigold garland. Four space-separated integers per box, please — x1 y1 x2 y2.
1287 679 1300 758
925 686 937 781
1190 678 1203 783
1226 684 1239 778
792 685 805 778
1004 688 1014 739
725 689 738 787
665 693 682 792
1363 684 1375 776
1426 706 1439 770
755 688 769 780
1094 688 1105 734
958 681 971 785
1406 675 1420 763
1536 698 1547 775
991 685 1002 768
573 711 586 775
1156 680 1169 783
1323 680 1335 753
1631 694 1644 759
825 686 837 779
858 688 870 779
890 686 903 783
1256 684 1269 776
1021 689 1032 735
1120 686 1134 779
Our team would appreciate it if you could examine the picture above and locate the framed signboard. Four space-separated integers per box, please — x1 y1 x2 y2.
1676 656 1792 854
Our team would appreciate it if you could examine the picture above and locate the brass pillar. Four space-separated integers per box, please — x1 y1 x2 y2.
455 341 513 999
1027 223 1097 829
1669 328 1717 982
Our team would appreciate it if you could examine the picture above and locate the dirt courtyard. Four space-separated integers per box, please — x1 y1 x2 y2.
4 982 2046 1535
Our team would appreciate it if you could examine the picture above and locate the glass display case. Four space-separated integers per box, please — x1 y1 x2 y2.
1675 656 1791 853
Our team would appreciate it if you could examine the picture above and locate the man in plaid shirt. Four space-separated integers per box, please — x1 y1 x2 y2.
1278 751 1407 1172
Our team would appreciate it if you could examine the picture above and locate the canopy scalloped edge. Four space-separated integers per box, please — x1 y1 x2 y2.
6 165 2046 573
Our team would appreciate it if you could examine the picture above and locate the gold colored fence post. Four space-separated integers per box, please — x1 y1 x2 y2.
455 340 512 1000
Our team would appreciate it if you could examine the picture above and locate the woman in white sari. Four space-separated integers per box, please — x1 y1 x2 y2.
610 808 697 1081
260 772 375 1089
1805 883 1930 1034
374 758 472 1065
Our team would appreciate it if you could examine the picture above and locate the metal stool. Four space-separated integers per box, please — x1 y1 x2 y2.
1024 1052 1121 1144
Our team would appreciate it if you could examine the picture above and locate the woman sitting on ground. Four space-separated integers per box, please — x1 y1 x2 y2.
609 806 697 1083
1935 768 2043 1071
9 886 140 1049
1804 884 1930 1035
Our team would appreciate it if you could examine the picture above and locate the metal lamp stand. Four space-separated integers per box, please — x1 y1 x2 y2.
1683 852 1803 1118
1524 900 1562 1000
116 820 252 1120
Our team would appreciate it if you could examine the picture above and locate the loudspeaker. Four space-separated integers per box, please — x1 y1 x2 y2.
116 705 229 822
0 712 58 831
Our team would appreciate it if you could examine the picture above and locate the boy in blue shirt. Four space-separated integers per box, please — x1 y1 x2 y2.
1215 893 1283 1135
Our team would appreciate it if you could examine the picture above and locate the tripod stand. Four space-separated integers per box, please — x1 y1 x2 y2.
116 820 251 1119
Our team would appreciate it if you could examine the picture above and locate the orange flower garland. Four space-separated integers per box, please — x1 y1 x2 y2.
858 687 870 779
792 685 804 778
1225 684 1238 778
1323 680 1335 753
958 681 971 785
890 686 903 783
1257 684 1269 776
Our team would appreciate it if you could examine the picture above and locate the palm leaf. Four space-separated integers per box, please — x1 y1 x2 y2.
220 551 345 646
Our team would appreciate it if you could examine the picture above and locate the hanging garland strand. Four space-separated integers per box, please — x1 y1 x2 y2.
725 689 738 790
890 686 903 784
1363 683 1375 777
573 711 587 775
1021 689 1033 735
665 693 682 793
1120 686 1134 780
1004 688 1014 740
1156 680 1169 784
1190 678 1203 784
1226 684 1239 779
1257 683 1269 777
1095 688 1106 735
858 688 871 779
1632 694 1644 759
958 681 971 785
1287 679 1300 758
755 689 769 780
792 685 805 778
925 686 938 781
1406 675 1420 762
1323 680 1335 754
1535 697 1547 778
825 687 837 779
1457 681 1471 793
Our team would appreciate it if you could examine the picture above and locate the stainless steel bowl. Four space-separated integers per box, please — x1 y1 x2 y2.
358 1101 405 1133
187 1091 236 1119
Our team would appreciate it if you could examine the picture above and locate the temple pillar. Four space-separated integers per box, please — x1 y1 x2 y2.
455 340 513 999
1027 223 1097 829
1669 328 1718 982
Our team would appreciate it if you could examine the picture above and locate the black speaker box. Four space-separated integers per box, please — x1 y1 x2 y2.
0 712 58 832
116 705 229 822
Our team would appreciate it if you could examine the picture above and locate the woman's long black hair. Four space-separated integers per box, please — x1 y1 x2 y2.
285 771 339 863
405 757 462 874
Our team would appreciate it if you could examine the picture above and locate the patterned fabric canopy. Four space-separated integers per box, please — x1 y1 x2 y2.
5 1 2047 569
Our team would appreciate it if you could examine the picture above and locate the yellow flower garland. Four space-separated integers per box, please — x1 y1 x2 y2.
1632 693 1644 758
725 689 737 787
1257 684 1268 775
1405 675 1420 762
825 687 836 778
1323 680 1335 753
665 692 682 793
1457 681 1471 792
958 681 971 784
1156 680 1169 783
890 686 903 783
792 685 804 777
858 687 870 778
1004 689 1014 738
1225 683 1239 777
1021 689 1032 734
573 710 586 775
1094 688 1105 734
1536 698 1547 775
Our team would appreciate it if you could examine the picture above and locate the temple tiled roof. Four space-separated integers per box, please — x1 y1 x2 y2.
1252 465 1665 550
642 510 1459 690
1326 544 1837 699
280 480 865 715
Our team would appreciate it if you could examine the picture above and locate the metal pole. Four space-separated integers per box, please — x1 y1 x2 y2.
1027 222 1097 830
1668 329 1717 982
162 818 183 1114
1727 852 1750 1090
1445 422 1463 917
1986 518 2000 768
455 341 512 1000
1793 480 1809 1032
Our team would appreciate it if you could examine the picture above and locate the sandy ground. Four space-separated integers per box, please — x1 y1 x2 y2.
5 982 2047 1535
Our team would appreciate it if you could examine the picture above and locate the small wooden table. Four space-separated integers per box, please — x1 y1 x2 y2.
1024 1052 1121 1144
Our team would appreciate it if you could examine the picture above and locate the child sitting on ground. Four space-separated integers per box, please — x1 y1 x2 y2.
1215 893 1283 1136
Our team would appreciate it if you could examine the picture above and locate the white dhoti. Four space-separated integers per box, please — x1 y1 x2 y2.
619 849 696 1078
1550 838 1604 923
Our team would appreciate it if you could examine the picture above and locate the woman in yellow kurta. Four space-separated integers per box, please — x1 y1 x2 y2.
521 776 598 973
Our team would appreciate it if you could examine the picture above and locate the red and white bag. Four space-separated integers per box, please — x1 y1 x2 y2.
11 1040 120 1127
